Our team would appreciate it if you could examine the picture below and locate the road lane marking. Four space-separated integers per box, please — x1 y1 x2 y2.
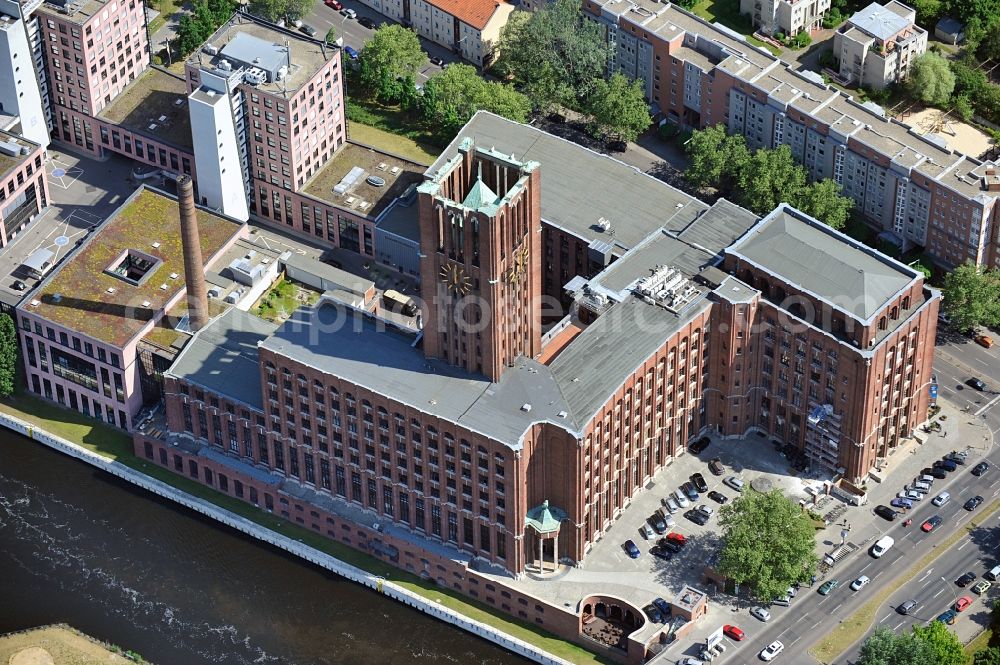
975 394 1000 416
933 588 945 598
918 569 933 582
958 539 970 551
860 562 872 573
832 602 843 613
879 614 892 623
790 635 802 646
894 621 906 630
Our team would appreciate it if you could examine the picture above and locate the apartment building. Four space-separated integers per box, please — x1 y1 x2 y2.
0 0 50 148
0 130 50 247
184 13 347 221
585 0 1000 269
356 0 514 67
126 112 935 664
740 0 830 37
833 1 926 89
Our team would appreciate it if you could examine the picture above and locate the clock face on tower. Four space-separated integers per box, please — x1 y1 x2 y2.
440 262 472 295
507 244 529 284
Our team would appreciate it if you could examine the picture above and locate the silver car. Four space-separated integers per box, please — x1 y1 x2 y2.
750 606 771 622
674 489 690 508
663 496 680 514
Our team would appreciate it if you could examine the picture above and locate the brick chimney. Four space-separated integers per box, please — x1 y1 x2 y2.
177 175 209 331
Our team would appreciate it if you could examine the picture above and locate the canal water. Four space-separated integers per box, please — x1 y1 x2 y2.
0 432 527 664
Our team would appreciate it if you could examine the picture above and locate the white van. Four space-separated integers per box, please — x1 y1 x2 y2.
871 535 894 558
986 565 1000 581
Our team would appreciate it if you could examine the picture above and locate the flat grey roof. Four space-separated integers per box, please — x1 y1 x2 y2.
850 2 912 40
220 32 288 79
376 201 421 244
260 303 575 445
727 205 918 321
167 308 279 409
282 252 373 297
429 112 708 254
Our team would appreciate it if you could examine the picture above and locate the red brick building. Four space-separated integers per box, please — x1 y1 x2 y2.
131 115 938 662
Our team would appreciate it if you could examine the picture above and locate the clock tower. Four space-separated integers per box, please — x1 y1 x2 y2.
417 139 542 382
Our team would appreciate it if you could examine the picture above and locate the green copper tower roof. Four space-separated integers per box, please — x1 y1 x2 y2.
462 163 499 211
525 500 567 534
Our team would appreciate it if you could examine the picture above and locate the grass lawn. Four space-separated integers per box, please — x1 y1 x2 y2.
254 278 320 323
747 35 782 56
0 393 608 665
348 122 439 165
346 93 444 159
690 0 754 34
965 628 994 663
810 499 1000 663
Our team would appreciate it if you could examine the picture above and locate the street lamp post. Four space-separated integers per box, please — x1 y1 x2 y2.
941 576 960 604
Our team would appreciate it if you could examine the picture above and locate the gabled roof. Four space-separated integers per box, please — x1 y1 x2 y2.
426 0 511 31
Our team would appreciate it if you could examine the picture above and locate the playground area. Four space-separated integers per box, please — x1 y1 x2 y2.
897 106 994 157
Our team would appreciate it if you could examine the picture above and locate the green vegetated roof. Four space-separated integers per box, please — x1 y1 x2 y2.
30 187 242 347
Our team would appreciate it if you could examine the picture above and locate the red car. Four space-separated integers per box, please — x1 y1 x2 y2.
955 596 973 612
921 515 943 532
723 625 746 641
324 0 343 8
665 532 687 545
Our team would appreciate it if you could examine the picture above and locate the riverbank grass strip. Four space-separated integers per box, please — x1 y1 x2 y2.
809 499 1000 664
0 396 609 665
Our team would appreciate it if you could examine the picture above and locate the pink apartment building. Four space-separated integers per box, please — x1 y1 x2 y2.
0 129 49 247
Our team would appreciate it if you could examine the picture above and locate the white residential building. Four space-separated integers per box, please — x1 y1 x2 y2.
741 0 830 37
833 1 927 89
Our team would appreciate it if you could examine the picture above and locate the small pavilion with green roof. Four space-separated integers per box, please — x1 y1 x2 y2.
525 499 567 574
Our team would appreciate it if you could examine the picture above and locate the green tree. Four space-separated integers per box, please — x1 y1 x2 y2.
684 125 750 193
419 64 531 140
325 27 338 45
496 0 610 111
911 260 933 280
736 144 806 214
0 313 15 398
910 621 965 665
247 0 284 21
716 489 818 602
284 0 315 21
975 646 1000 665
358 25 427 103
585 73 651 142
910 0 943 27
794 178 853 230
176 0 235 56
978 21 1000 60
953 94 974 121
906 52 955 107
941 262 1000 331
857 626 935 665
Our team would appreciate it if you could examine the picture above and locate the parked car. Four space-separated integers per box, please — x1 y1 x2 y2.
663 496 680 514
697 504 714 517
850 575 870 591
664 532 687 547
760 641 784 661
674 490 690 508
724 476 745 492
890 497 913 510
935 459 958 472
723 624 746 641
677 659 705 665
689 436 711 454
429 56 444 66
297 23 316 36
623 540 640 559
690 473 709 493
921 515 943 532
358 15 376 29
323 0 343 8
955 596 973 612
932 491 951 507
707 490 728 504
640 523 655 540
659 538 683 554
686 509 709 526
11 280 25 291
973 461 990 476
340 7 356 17
643 603 664 623
653 597 672 616
682 482 699 501
937 609 958 625
750 606 771 622
965 495 984 511
926 467 948 479
818 580 840 595
650 545 673 561
972 581 992 595
968 377 987 391
898 490 923 502
975 334 994 348
708 458 725 476
897 599 918 615
945 452 967 466
343 45 360 60
875 505 899 521
957 572 978 587
649 513 668 535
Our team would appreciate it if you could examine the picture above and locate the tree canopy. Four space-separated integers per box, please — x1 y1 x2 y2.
716 489 818 601
684 125 853 229
906 52 955 107
419 64 531 140
496 0 610 112
974 646 1000 665
176 0 236 56
358 25 428 103
858 626 936 665
247 0 314 22
940 262 1000 331
910 621 965 665
584 73 652 142
0 313 16 398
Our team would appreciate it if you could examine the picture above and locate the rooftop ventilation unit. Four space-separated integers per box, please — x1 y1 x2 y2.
244 67 267 86
203 44 219 56
217 59 232 72
106 287 116 294
634 265 701 313
520 403 532 412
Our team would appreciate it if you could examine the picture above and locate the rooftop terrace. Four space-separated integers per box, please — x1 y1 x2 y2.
99 68 193 149
303 142 424 218
26 187 243 347
188 13 335 96
39 0 111 24
0 130 38 182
